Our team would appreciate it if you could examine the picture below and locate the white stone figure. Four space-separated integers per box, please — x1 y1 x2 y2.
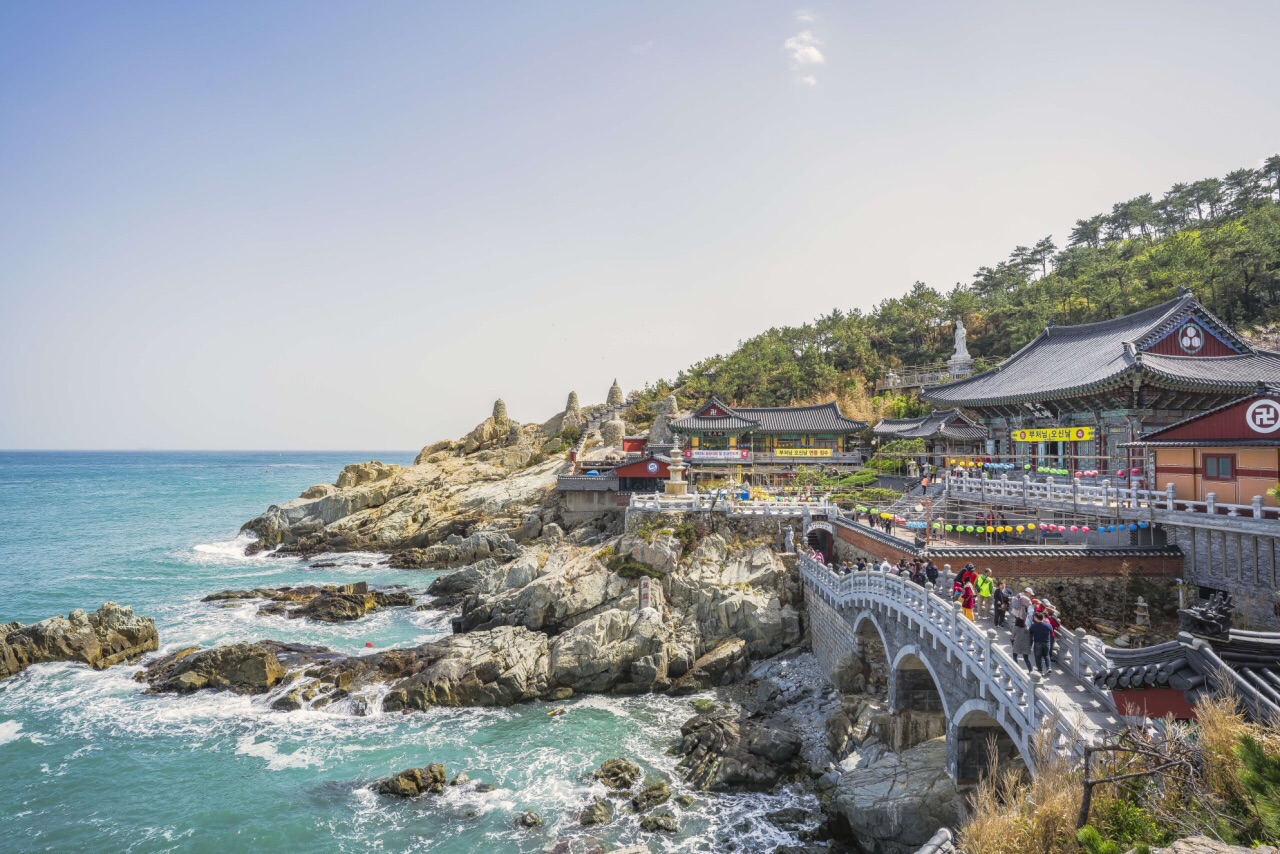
953 319 970 360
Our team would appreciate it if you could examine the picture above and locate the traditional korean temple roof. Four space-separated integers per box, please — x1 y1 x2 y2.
1125 385 1280 447
873 409 988 441
671 397 867 434
921 290 1280 408
1096 630 1280 722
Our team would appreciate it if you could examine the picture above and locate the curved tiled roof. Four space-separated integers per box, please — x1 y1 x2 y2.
921 292 1279 407
671 397 867 434
735 402 867 433
874 409 988 441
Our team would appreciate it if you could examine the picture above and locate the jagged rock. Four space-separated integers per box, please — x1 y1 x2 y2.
1 602 159 681
518 810 542 828
631 781 670 812
336 461 401 489
474 783 497 793
460 547 628 634
579 797 614 825
593 758 641 790
675 708 803 791
549 608 675 693
301 483 338 499
203 583 412 622
601 417 626 448
669 639 749 693
392 532 522 570
141 641 303 695
379 626 552 710
450 772 470 786
373 763 447 797
639 809 678 833
828 737 962 854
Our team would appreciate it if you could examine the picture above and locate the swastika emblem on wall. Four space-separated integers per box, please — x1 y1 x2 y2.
1179 322 1204 354
1246 399 1280 434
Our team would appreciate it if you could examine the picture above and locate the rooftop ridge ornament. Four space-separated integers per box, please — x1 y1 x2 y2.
1178 591 1234 639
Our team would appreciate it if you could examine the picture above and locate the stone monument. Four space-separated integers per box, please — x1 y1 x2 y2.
664 447 689 496
948 319 974 379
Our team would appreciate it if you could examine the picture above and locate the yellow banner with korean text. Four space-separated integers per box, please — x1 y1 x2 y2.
774 448 834 458
1012 427 1095 443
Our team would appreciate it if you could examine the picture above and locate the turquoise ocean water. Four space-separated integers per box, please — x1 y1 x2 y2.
0 452 812 853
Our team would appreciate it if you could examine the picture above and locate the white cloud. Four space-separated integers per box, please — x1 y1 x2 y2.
784 31 824 66
795 9 815 22
801 75 817 86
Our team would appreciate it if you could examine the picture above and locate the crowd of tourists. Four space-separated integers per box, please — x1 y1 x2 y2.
810 552 1063 676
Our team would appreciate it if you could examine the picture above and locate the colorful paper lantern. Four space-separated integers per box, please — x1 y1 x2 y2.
1129 523 1138 531
1139 521 1149 529
1027 523 1036 530
945 524 954 532
1016 525 1025 533
1070 525 1079 533
1082 526 1090 533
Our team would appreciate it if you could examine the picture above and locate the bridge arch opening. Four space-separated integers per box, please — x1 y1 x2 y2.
838 612 889 695
883 648 950 751
806 528 834 561
953 702 1028 786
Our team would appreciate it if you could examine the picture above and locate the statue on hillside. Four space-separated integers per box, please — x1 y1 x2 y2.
607 379 624 407
492 399 509 424
566 391 580 412
953 319 970 361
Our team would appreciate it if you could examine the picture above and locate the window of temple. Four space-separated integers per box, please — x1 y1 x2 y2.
1203 454 1234 481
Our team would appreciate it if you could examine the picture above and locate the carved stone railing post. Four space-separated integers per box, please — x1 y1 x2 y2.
1253 495 1265 519
1206 492 1217 515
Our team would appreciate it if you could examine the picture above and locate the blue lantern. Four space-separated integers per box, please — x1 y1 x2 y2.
1129 523 1138 532
1138 521 1149 529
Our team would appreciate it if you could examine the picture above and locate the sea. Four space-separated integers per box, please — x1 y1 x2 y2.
0 451 816 853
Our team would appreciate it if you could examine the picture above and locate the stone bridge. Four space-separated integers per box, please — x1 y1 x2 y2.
800 555 1123 782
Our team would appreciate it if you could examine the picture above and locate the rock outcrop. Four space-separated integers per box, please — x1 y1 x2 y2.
593 758 641 790
203 582 413 622
674 707 803 791
1 603 158 681
828 737 963 854
140 641 319 695
373 763 448 797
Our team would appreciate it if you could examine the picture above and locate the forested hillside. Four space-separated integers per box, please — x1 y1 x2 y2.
628 156 1280 425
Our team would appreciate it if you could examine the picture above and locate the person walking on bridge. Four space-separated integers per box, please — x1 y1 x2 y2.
992 580 1010 627
1029 611 1053 674
975 570 993 619
961 579 976 621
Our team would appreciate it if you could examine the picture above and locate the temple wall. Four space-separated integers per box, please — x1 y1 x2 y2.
1169 524 1280 630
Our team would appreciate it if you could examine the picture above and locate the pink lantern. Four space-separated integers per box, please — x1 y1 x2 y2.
1074 470 1082 478
1116 469 1125 477
1070 525 1079 533
1082 526 1091 533
1131 467 1141 475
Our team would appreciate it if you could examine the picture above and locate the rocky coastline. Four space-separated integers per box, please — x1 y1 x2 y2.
182 400 964 851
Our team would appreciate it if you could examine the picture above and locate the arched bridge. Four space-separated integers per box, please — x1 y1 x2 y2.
799 555 1122 781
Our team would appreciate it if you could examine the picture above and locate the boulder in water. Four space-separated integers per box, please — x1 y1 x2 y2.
639 809 679 833
631 781 670 812
593 758 641 790
141 641 294 695
1 602 158 681
579 798 614 826
373 763 448 797
675 707 803 791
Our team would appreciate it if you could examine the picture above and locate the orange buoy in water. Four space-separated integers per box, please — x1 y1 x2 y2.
365 642 374 647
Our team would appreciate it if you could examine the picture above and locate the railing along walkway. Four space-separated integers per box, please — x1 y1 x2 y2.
628 493 839 518
799 554 1121 762
946 473 1279 533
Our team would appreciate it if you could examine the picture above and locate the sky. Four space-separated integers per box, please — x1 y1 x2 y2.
2 1 1279 450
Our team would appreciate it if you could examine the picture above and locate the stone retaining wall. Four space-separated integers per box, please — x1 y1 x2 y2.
1169 526 1280 630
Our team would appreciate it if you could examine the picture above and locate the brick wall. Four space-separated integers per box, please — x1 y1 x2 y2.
805 585 859 686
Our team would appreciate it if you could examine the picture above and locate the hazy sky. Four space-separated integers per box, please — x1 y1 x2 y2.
2 1 1279 450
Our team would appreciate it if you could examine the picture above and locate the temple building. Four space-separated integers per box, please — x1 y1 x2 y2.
670 397 868 469
872 409 988 469
921 289 1280 476
1127 385 1280 506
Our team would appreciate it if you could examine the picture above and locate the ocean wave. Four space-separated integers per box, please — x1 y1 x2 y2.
234 735 321 770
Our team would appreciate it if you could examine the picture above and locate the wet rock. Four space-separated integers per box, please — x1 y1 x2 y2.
675 708 803 791
373 763 447 797
631 781 670 812
639 809 678 833
579 798 614 826
141 641 299 695
519 810 542 828
202 582 412 622
829 737 963 854
1 602 159 681
668 638 749 693
474 783 498 793
450 772 471 786
593 758 641 790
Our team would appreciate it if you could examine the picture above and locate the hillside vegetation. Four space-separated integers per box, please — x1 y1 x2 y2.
628 156 1280 426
